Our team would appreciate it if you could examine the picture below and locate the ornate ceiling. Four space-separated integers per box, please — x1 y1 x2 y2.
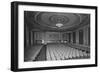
25 11 90 32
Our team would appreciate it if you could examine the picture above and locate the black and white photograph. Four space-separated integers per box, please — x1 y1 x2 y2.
24 11 90 62
11 1 97 71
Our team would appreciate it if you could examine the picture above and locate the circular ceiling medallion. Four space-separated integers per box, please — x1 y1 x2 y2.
49 15 69 24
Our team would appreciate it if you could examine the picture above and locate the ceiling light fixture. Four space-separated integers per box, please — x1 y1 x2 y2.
56 23 63 27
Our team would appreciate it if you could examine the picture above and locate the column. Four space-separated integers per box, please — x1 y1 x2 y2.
26 26 29 46
31 31 33 45
66 33 68 42
71 32 73 44
68 33 71 43
83 27 88 46
76 30 79 45
88 27 90 46
32 32 34 44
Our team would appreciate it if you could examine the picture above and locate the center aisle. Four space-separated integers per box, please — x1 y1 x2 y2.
34 45 47 61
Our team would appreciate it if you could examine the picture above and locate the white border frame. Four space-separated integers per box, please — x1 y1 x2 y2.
18 5 96 68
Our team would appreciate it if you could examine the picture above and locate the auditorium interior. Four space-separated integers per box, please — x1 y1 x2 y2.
24 11 90 62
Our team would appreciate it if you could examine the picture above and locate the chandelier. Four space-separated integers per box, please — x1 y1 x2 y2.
56 23 63 27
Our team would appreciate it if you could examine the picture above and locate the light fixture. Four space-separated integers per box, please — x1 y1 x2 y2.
56 23 63 27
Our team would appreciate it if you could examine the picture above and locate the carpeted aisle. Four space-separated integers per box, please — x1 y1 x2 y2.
34 45 47 61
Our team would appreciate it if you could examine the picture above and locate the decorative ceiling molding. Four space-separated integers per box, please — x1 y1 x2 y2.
25 11 89 31
34 12 81 29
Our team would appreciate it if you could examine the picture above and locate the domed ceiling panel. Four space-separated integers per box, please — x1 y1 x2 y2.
25 11 89 31
35 12 81 29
